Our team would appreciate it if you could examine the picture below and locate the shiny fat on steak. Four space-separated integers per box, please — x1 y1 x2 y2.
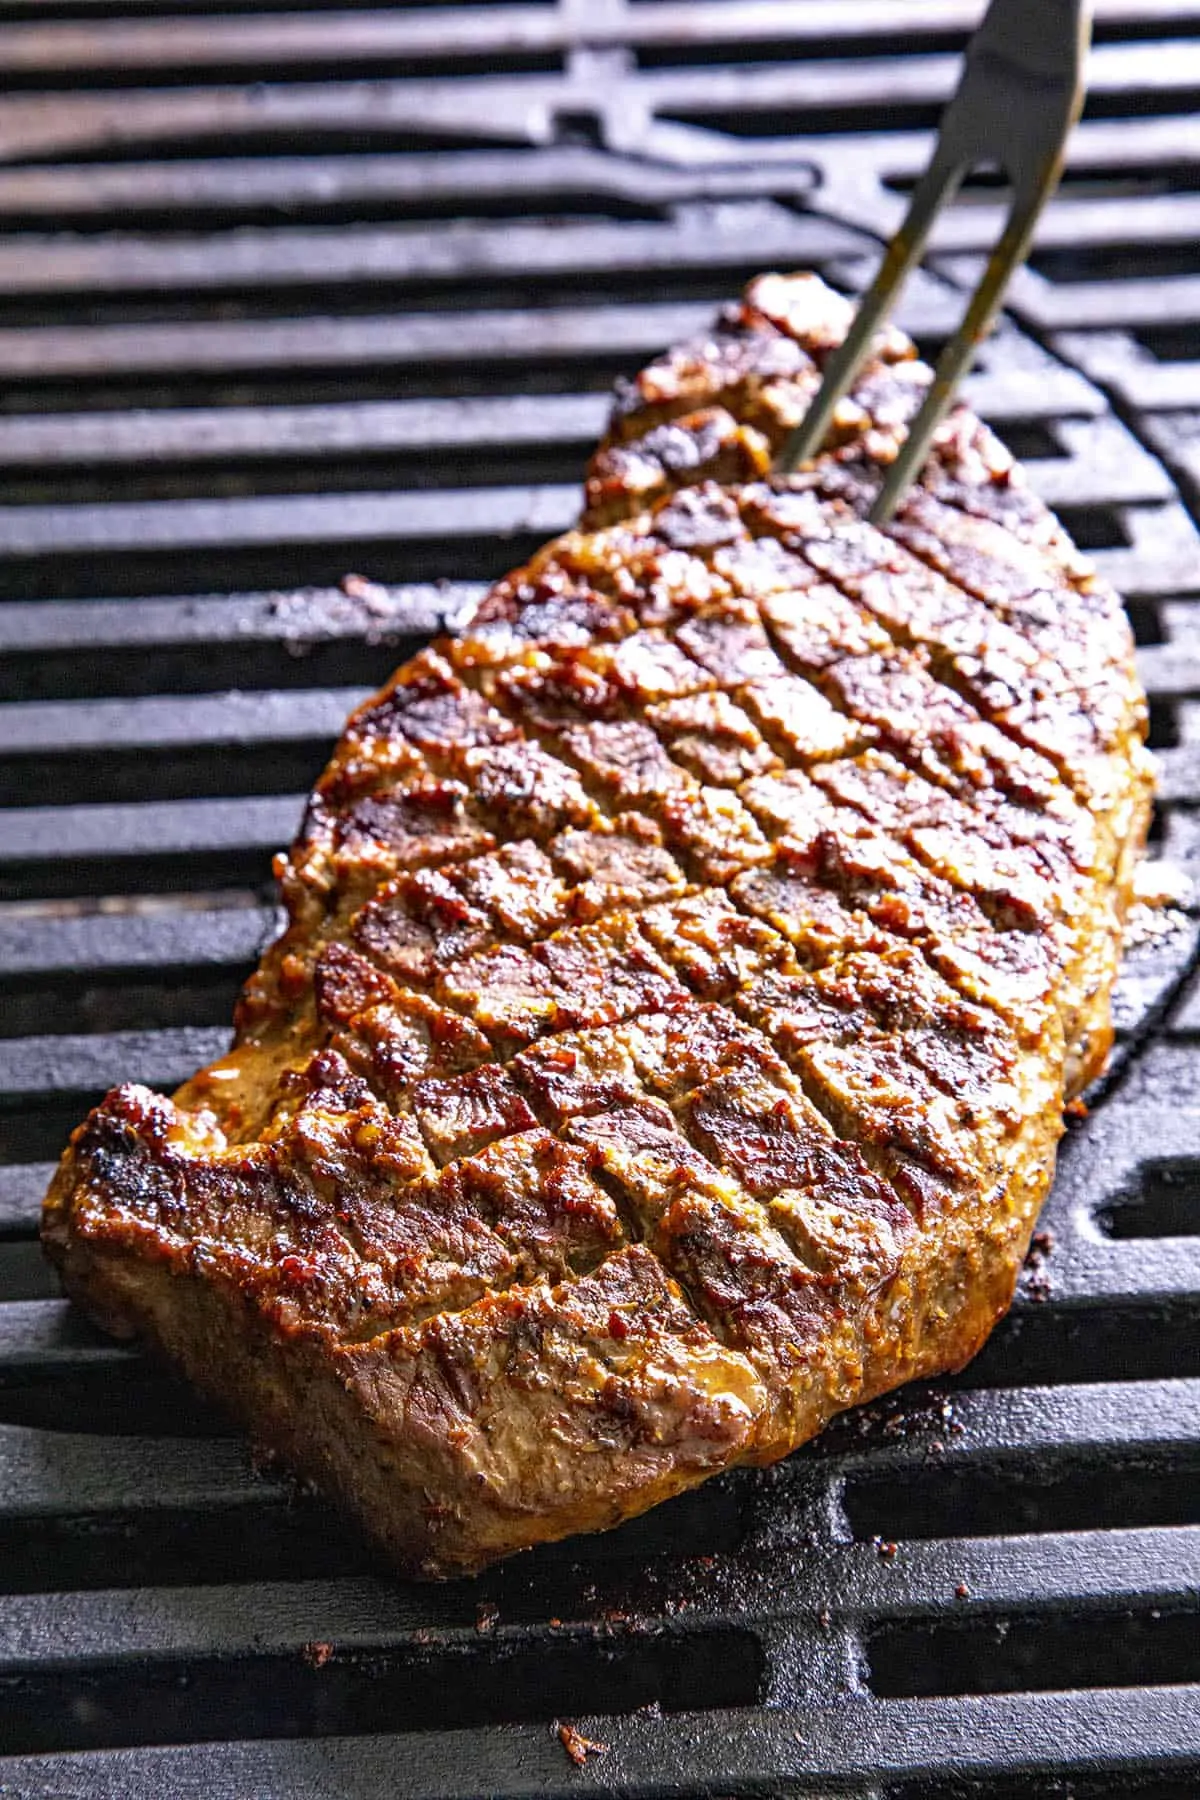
43 273 1154 1577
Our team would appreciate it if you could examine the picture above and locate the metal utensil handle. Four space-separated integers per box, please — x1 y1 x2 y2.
776 0 1093 523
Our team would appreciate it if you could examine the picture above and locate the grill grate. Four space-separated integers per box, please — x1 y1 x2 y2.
1 3 1199 1794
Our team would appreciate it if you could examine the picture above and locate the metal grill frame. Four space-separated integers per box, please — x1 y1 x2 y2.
0 4 1199 1794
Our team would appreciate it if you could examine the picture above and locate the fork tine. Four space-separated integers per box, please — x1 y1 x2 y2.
868 178 1058 525
775 147 963 476
777 0 1091 502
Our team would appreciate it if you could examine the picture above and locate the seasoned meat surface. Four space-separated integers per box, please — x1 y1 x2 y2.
44 273 1154 1577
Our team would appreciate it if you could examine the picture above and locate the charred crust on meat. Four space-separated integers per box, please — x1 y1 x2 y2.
44 272 1151 1577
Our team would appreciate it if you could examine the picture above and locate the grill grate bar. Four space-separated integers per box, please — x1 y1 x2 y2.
8 370 1096 443
0 303 715 382
0 687 368 753
0 210 859 302
0 1165 52 1234
0 1299 139 1373
0 0 1191 44
0 0 982 76
0 1025 232 1100
0 147 808 224
2 113 1198 241
0 792 303 868
0 375 1107 465
1058 330 1200 412
2 1527 1195 1666
0 443 1165 568
0 1687 1194 1800
949 261 1200 334
2 34 1200 169
0 394 609 469
0 485 578 559
0 588 454 704
0 907 275 980
959 191 1200 255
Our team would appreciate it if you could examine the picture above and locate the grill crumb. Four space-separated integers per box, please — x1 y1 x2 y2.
1025 1230 1056 1276
557 1723 609 1766
301 1641 333 1668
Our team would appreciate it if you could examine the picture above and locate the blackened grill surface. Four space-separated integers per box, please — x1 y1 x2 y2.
1 2 1199 1794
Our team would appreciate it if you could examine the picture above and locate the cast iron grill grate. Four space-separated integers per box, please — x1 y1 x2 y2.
0 2 1198 1794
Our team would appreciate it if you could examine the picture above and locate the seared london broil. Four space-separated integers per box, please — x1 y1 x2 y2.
4 2 1200 1793
44 271 1155 1576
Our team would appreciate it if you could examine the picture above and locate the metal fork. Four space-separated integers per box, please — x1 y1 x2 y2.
776 0 1093 523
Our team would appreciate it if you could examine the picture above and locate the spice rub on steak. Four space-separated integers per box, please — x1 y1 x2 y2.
44 273 1154 1577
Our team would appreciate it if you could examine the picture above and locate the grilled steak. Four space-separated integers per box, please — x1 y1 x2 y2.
43 274 1154 1578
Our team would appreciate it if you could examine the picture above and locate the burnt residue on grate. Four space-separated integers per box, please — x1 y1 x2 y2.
0 3 1198 1796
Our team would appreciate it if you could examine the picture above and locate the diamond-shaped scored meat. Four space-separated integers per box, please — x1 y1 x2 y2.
44 273 1152 1576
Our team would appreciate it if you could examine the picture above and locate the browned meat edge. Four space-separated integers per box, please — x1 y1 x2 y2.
43 273 1153 1576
